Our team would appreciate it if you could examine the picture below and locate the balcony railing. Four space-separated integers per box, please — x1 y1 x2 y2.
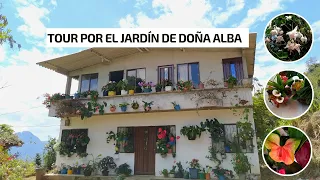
47 87 253 118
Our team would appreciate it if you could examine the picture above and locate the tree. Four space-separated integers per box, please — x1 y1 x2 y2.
0 3 20 48
43 137 57 170
0 124 23 149
35 153 42 167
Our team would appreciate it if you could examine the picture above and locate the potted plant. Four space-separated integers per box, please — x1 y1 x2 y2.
131 101 139 110
212 167 234 180
232 153 251 180
102 81 117 96
177 80 193 91
188 159 200 179
204 166 212 180
80 91 88 98
163 79 173 91
198 168 205 179
67 165 73 175
88 90 99 102
160 169 169 178
225 76 237 88
184 168 190 179
171 101 181 111
117 79 128 95
110 104 117 112
83 164 94 176
127 85 135 95
142 101 153 112
115 163 132 176
169 165 176 178
180 125 204 140
119 102 130 112
155 83 163 92
138 81 154 93
60 164 67 174
98 156 117 176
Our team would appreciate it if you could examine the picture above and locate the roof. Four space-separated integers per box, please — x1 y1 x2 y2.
37 33 257 77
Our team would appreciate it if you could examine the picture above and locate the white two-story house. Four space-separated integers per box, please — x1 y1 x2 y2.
38 33 260 178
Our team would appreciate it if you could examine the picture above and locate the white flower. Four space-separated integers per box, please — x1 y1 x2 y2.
286 26 298 40
279 30 284 35
296 32 303 39
294 43 301 54
109 81 112 83
285 85 290 88
272 90 281 97
285 16 292 20
271 29 278 36
301 36 307 43
276 97 284 103
292 76 300 81
265 37 271 43
275 27 282 33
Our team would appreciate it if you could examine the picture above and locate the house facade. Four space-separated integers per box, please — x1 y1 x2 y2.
38 33 260 177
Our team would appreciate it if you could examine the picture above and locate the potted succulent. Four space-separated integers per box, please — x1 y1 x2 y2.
180 125 204 140
142 101 153 112
102 81 117 96
119 102 130 112
171 101 181 111
225 76 237 88
232 153 251 180
131 101 139 110
117 79 128 95
163 79 173 91
98 156 117 176
155 83 163 92
188 159 200 179
169 165 176 178
110 104 117 112
160 169 169 178
138 81 154 93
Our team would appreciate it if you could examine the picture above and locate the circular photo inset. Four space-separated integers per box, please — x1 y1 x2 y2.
264 13 313 62
262 126 312 176
264 70 314 119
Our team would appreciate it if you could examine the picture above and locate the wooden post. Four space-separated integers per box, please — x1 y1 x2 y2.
35 168 45 180
65 76 72 95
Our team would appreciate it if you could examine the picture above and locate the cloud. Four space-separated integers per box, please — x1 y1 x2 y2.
135 0 148 8
119 0 214 28
213 0 245 26
312 20 320 41
15 1 50 39
237 0 294 28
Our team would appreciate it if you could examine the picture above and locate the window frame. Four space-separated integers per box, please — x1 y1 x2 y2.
158 64 174 84
116 126 135 153
126 68 146 80
176 62 200 85
222 57 244 81
79 73 99 93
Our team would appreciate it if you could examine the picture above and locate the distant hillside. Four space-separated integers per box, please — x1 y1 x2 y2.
10 131 46 160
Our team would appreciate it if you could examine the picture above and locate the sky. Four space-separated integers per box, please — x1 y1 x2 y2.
0 0 320 141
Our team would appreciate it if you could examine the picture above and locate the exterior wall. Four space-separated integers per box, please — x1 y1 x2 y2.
55 108 260 176
68 49 243 93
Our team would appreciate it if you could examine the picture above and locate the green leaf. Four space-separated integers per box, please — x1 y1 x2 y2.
288 128 307 143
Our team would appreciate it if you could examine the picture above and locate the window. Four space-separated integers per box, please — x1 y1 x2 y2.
117 127 134 153
222 57 244 82
158 65 174 85
177 63 200 88
222 124 253 153
80 73 98 92
127 68 146 80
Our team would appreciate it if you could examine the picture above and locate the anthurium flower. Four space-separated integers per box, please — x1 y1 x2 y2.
281 76 288 83
295 141 311 168
277 168 286 174
272 90 281 97
265 133 301 165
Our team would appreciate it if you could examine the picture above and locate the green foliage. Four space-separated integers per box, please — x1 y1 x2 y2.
200 118 224 142
232 153 251 174
180 125 204 140
35 153 41 167
0 14 20 48
0 124 23 149
115 163 132 176
43 137 57 170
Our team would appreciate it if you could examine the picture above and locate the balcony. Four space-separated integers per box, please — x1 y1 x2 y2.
47 87 253 118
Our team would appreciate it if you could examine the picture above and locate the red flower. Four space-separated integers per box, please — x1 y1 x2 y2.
176 136 180 139
163 130 167 134
158 128 162 132
281 76 288 83
170 137 174 142
277 168 286 174
166 144 170 148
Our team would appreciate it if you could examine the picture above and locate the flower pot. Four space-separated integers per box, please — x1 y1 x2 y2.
199 82 204 89
110 107 116 112
120 106 127 112
102 170 109 176
199 172 205 179
238 173 246 180
143 88 152 93
187 134 197 140
205 173 210 180
121 90 127 95
161 154 167 158
144 106 151 112
108 91 116 96
67 169 73 175
165 86 172 91
174 105 181 111
156 88 162 92
103 91 108 96
61 169 67 174
189 168 198 179
169 173 175 178
218 175 225 180
129 90 135 95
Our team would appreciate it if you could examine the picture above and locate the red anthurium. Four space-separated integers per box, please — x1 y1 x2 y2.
265 133 301 165
281 76 288 83
277 168 286 174
295 141 311 168
170 137 175 142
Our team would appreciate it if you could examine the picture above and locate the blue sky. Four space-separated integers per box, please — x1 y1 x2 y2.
0 0 320 141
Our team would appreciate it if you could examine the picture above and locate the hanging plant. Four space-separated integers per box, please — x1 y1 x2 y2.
142 101 153 112
200 118 224 142
180 125 204 140
131 101 139 110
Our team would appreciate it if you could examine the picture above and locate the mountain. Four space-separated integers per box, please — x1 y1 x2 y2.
10 131 46 160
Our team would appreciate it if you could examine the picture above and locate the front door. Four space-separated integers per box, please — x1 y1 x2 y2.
134 126 156 175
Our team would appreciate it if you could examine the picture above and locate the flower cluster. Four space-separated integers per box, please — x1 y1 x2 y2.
177 80 193 91
157 128 167 139
102 81 117 92
189 159 200 169
138 81 154 89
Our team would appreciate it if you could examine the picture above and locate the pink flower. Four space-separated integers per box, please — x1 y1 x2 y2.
158 128 162 132
277 168 286 174
170 137 175 142
176 136 180 139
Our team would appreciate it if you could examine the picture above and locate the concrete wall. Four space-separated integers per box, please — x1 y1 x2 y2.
55 108 260 176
